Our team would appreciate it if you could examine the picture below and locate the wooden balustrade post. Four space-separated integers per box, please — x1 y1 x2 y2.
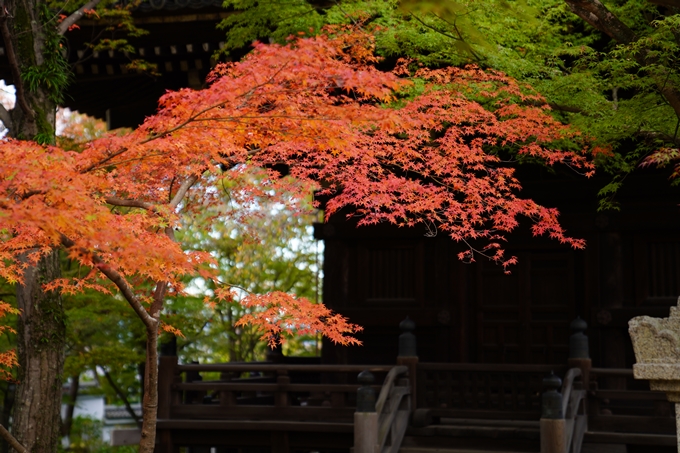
540 372 566 453
275 369 290 407
219 372 237 407
396 317 418 411
568 317 592 389
354 370 378 453
158 355 177 419
157 356 178 453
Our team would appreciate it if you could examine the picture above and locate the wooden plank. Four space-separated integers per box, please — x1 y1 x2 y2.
584 431 676 446
588 415 676 434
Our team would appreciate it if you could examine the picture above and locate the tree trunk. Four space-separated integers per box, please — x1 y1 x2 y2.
3 0 65 451
14 252 65 453
139 327 159 453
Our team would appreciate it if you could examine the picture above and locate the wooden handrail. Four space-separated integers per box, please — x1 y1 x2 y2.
177 363 393 373
541 367 587 453
561 368 582 418
376 366 408 414
175 383 381 392
375 366 410 453
562 368 586 453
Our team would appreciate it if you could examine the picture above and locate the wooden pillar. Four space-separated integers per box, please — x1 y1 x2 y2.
354 370 378 453
540 419 566 453
219 371 236 407
275 370 290 407
540 372 566 453
158 356 177 418
397 317 418 410
157 356 178 453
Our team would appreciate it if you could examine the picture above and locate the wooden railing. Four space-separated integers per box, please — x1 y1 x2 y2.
585 367 676 446
158 358 394 423
539 368 586 453
154 317 679 453
353 366 411 453
376 366 410 453
415 362 568 422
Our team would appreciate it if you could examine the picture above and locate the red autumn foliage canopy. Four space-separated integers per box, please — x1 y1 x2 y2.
0 29 593 349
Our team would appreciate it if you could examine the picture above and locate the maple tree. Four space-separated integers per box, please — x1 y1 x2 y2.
224 0 680 208
0 29 594 452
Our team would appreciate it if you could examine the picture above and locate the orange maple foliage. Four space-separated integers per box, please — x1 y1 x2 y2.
0 28 593 452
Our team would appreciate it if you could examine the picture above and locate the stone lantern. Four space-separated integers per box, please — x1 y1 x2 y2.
629 300 680 451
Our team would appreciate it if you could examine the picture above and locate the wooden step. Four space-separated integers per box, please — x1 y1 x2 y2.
400 434 539 453
584 431 676 446
439 419 539 429
407 422 539 441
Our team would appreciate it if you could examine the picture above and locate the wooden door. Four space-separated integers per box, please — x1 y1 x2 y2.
476 252 575 364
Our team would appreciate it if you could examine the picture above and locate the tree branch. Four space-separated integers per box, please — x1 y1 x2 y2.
0 13 35 121
59 234 157 329
106 174 197 214
57 0 104 35
105 197 158 212
170 175 198 208
0 424 28 453
564 0 637 43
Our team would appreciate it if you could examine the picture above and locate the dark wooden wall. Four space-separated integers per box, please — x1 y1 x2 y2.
318 169 680 369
